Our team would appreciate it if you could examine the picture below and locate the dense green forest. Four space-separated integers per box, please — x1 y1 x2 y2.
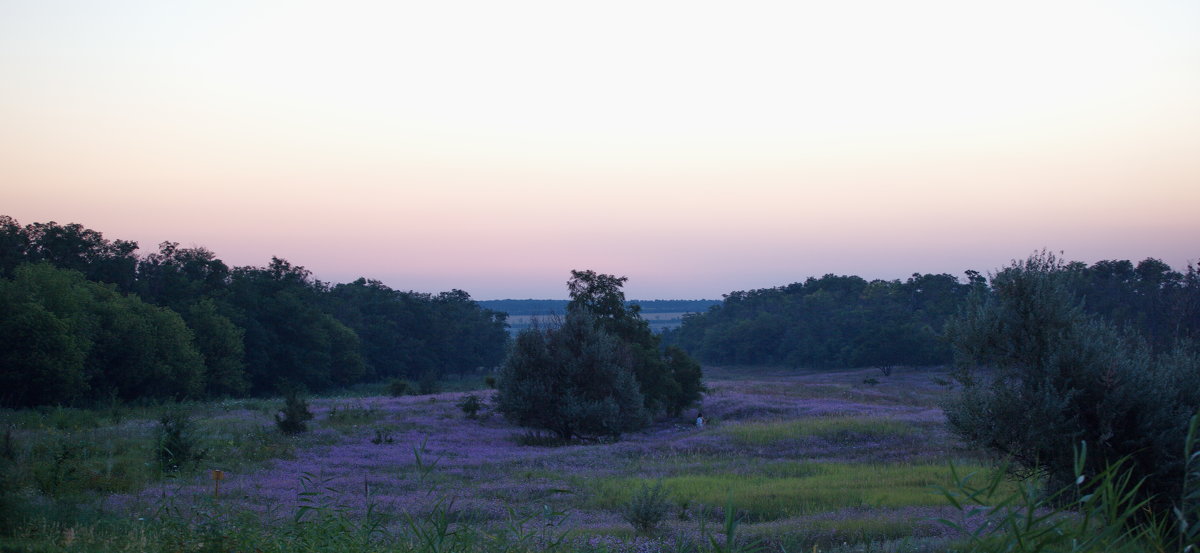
4 213 1197 406
0 216 509 407
667 258 1200 368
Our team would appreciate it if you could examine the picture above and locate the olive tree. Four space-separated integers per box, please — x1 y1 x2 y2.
945 252 1199 509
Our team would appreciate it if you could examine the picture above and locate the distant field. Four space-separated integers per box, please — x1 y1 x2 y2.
0 367 990 552
483 299 720 334
505 311 697 333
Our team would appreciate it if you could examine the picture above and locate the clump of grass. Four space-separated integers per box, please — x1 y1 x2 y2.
750 516 922 552
725 415 917 446
937 432 1200 553
619 481 672 534
388 378 414 397
514 431 572 447
201 413 300 470
155 410 207 473
325 401 381 429
371 429 395 445
457 394 483 419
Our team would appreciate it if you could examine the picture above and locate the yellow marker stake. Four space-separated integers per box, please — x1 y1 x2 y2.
212 469 225 497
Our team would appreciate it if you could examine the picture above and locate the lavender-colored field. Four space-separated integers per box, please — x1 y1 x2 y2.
110 367 976 551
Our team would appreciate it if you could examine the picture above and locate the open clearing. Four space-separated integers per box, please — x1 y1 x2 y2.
5 367 990 552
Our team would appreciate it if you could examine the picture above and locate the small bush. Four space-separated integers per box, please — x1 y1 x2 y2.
326 402 379 427
32 440 83 498
457 394 483 419
513 431 571 447
418 372 440 395
156 410 207 472
370 429 394 445
388 379 413 397
497 310 648 441
619 481 671 534
484 375 497 389
275 389 314 435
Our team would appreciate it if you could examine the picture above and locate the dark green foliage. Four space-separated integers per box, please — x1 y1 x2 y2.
0 429 20 535
228 258 369 394
155 410 206 472
0 263 204 406
1 217 516 405
457 394 483 419
663 346 706 417
0 277 89 406
388 378 413 397
418 370 440 395
370 429 395 445
21 220 139 292
484 375 497 389
328 279 509 380
567 270 704 416
186 299 248 397
1069 257 1200 351
944 252 1200 512
619 481 672 534
672 258 1200 371
670 273 970 368
275 388 315 435
497 310 648 441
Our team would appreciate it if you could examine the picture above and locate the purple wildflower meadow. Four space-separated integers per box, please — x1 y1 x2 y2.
102 367 979 551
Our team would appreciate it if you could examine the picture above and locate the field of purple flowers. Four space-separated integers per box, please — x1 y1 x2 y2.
4 367 993 552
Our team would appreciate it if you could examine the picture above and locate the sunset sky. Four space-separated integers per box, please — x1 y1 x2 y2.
2 1 1198 299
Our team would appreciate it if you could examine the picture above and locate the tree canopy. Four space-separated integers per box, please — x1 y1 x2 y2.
944 252 1199 511
0 216 511 406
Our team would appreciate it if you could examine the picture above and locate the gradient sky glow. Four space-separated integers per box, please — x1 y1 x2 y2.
3 1 1198 299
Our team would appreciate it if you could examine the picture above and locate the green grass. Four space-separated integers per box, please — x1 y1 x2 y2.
589 462 1002 521
323 400 386 430
746 516 928 551
723 415 917 446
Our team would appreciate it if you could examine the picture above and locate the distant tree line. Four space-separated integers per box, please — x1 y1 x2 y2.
0 216 509 407
667 257 1200 369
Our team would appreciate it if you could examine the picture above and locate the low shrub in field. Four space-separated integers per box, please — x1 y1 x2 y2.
389 378 413 397
371 429 394 445
275 389 314 435
457 394 483 419
513 431 573 447
155 410 206 472
325 402 381 428
418 371 440 395
619 481 671 534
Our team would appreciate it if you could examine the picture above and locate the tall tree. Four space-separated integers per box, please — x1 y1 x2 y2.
567 270 703 416
496 309 647 440
944 252 1199 511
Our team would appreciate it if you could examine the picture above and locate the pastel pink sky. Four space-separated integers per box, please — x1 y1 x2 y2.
3 1 1198 299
